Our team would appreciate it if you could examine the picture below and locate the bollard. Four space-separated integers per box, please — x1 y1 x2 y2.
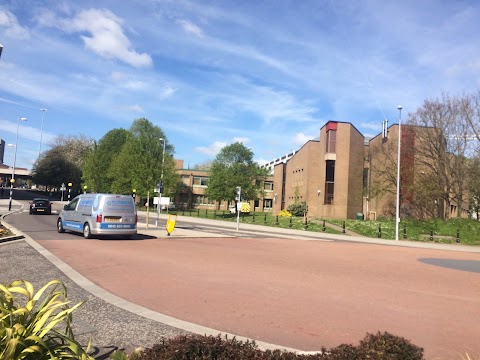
275 215 279 225
197 209 200 217
252 213 255 223
456 228 460 243
222 211 225 218
205 209 208 218
378 224 382 238
214 210 216 219
403 224 407 239
322 219 326 232
289 216 293 227
342 221 346 234
304 216 308 230
182 208 185 216
242 212 245 222
264 213 267 224
430 227 433 241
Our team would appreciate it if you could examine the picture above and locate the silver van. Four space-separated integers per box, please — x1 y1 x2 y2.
57 193 137 239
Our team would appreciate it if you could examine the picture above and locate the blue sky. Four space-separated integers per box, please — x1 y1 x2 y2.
1 0 479 170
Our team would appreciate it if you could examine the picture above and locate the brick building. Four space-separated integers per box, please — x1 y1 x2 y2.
272 121 364 219
174 160 275 212
172 121 469 220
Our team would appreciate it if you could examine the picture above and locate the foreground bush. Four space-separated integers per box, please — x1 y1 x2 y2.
130 332 423 360
287 202 308 217
0 279 92 360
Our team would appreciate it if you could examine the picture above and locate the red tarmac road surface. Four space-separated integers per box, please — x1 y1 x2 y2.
37 236 480 359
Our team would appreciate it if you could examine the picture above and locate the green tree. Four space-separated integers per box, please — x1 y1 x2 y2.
82 128 129 192
32 148 80 189
206 142 268 208
32 135 94 192
108 118 178 200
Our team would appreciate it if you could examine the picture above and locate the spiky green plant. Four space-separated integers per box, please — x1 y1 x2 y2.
0 279 93 360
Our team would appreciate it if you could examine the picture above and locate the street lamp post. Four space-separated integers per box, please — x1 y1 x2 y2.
38 108 47 159
395 105 403 241
156 138 166 227
8 117 27 211
68 182 72 201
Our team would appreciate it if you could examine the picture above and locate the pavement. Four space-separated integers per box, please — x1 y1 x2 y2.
2 198 480 359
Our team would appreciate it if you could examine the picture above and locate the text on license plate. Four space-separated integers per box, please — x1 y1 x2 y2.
104 217 121 222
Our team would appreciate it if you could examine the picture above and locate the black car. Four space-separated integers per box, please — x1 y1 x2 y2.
29 198 52 215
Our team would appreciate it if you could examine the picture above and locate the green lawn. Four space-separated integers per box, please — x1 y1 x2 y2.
151 208 342 235
146 207 480 245
327 218 480 245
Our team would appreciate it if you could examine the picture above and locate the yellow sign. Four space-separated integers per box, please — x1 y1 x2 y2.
240 203 251 213
166 214 177 236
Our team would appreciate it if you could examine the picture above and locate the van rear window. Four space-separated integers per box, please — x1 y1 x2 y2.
103 197 135 213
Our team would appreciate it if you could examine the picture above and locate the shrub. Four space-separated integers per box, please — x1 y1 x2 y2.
134 332 424 360
355 331 424 359
0 279 93 360
137 334 265 359
278 210 292 217
287 202 308 217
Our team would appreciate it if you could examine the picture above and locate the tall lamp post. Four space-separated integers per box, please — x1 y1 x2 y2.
395 105 402 241
156 138 166 227
8 117 28 211
38 108 47 159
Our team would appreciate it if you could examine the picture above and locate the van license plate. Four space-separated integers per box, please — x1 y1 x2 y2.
105 217 120 222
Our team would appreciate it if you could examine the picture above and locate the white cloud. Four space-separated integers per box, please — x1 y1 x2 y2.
0 9 30 39
177 19 204 38
159 86 177 99
233 137 250 144
360 122 382 132
194 137 252 157
0 120 55 143
293 132 315 147
59 8 152 68
195 141 227 156
128 104 144 113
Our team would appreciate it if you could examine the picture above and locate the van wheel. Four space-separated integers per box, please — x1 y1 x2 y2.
57 219 65 233
83 223 92 239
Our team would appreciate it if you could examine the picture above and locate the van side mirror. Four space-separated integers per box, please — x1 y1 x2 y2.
63 204 68 210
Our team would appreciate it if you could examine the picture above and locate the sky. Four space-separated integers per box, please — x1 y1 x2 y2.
1 0 480 170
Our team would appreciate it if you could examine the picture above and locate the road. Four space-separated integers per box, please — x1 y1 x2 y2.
4 193 480 359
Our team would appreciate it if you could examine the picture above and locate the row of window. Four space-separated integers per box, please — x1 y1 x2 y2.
182 175 273 191
181 163 334 206
191 195 273 209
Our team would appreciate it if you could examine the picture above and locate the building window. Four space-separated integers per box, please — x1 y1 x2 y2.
254 200 260 208
193 195 214 205
264 181 273 191
193 176 209 187
264 199 273 208
181 175 190 186
324 160 335 204
326 129 336 153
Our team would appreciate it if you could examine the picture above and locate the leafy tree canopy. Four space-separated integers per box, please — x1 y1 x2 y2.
206 142 268 202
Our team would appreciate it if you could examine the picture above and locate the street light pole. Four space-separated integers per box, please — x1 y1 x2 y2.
395 105 403 241
156 138 166 227
38 108 47 159
8 117 27 211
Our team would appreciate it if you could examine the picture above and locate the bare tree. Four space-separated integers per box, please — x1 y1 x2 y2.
407 92 472 219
